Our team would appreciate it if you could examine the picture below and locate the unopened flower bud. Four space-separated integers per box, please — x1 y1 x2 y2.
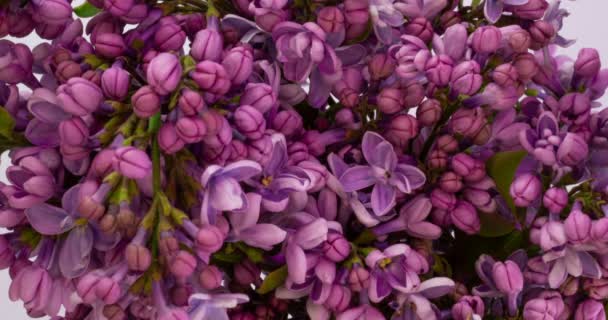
472 26 502 53
125 244 152 271
450 201 480 235
132 86 160 118
113 147 152 179
417 99 442 126
543 187 568 213
510 173 541 207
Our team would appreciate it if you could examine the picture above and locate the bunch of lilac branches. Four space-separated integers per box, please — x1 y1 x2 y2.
0 0 607 319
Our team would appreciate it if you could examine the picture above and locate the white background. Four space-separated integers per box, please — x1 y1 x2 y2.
0 0 606 318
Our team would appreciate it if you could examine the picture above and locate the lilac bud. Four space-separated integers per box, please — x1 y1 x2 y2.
493 63 519 87
154 22 186 52
402 82 425 108
584 279 608 300
429 150 448 169
439 171 463 193
507 29 532 53
472 26 502 53
564 209 592 244
125 244 152 271
196 225 224 253
452 296 484 320
248 135 273 165
191 23 223 62
147 53 182 95
377 87 403 114
317 6 345 36
132 86 160 118
176 116 207 144
591 218 608 242
234 105 266 140
509 173 541 207
528 21 554 48
385 114 419 148
437 135 459 153
169 251 197 278
335 108 356 128
425 55 454 86
450 201 480 235
113 147 152 179
178 88 205 116
431 189 457 210
323 233 351 262
575 299 605 320
199 265 222 290
343 0 369 24
234 260 260 286
557 133 588 166
523 292 565 320
440 11 462 31
514 53 539 82
451 61 482 95
101 66 130 101
104 0 135 17
449 107 486 137
58 118 89 147
272 110 303 137
404 17 433 43
158 123 185 154
368 53 396 81
543 187 568 214
190 61 231 95
94 33 126 58
96 277 121 304
57 78 104 116
77 273 102 303
540 221 567 251
451 153 485 182
324 285 352 312
241 83 277 114
559 93 590 125
347 265 370 292
222 46 253 85
55 60 82 83
0 41 33 84
575 48 601 78
416 99 442 126
493 260 524 294
508 0 549 20
0 235 13 270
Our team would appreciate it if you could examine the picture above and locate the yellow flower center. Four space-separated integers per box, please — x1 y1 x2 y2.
379 257 392 268
262 176 273 187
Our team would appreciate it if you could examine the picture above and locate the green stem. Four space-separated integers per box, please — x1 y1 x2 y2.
419 103 460 162
149 113 162 193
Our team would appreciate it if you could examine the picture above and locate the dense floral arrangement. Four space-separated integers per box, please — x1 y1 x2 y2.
1 0 608 319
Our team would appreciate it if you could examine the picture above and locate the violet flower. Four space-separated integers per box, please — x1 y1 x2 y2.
485 0 530 24
188 293 249 320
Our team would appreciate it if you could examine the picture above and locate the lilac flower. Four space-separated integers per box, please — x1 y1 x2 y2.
284 215 329 284
372 195 442 239
200 160 262 224
370 0 405 44
391 277 456 320
188 293 249 320
338 131 426 217
484 0 530 24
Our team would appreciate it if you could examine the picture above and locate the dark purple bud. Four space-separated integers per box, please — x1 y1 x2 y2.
125 244 152 271
416 99 442 126
451 60 482 96
335 108 356 128
317 6 345 40
431 188 457 211
471 26 502 53
564 209 592 244
402 81 425 108
439 171 463 193
425 55 454 86
559 93 590 125
575 48 601 78
190 61 231 95
449 107 486 137
55 60 82 83
368 53 396 81
178 88 205 116
574 299 605 320
439 11 462 31
104 0 135 17
58 117 89 147
451 153 485 182
437 135 459 153
385 114 419 148
103 305 126 320
557 133 588 166
176 116 207 144
31 0 72 26
191 18 223 62
272 109 303 137
508 0 549 20
377 87 403 114
154 21 186 52
101 65 130 101
234 259 260 286
523 292 565 320
528 20 556 49
507 29 532 53
113 147 152 179
57 78 104 116
94 33 126 58
429 150 448 169
584 279 608 300
493 260 524 294
404 17 433 43
199 265 222 290
147 53 182 95
543 187 568 213
493 63 519 87
449 201 479 234
169 251 197 278
241 83 277 114
514 53 539 82
222 46 253 85
132 86 161 118
510 173 541 207
0 41 33 84
234 105 266 140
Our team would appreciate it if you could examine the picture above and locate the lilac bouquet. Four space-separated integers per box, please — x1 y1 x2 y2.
1 0 608 319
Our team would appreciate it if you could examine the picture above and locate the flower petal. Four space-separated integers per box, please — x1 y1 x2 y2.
239 224 287 250
371 183 396 217
286 244 307 284
484 0 504 24
339 166 376 192
222 160 262 181
418 277 455 298
59 226 94 279
209 178 247 211
25 204 74 235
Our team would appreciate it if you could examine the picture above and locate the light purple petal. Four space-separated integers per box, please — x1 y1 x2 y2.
548 259 567 288
239 224 287 250
286 244 307 284
335 45 367 67
418 277 455 298
222 160 262 181
350 197 381 227
393 165 426 192
503 0 529 4
443 24 468 61
407 222 442 239
265 136 288 177
339 166 376 192
327 153 349 178
28 101 71 124
59 226 93 279
368 142 397 171
308 69 332 108
369 271 392 303
209 178 247 211
25 204 74 235
362 131 387 165
485 0 504 24
294 218 328 249
578 251 602 279
229 193 261 232
371 183 396 217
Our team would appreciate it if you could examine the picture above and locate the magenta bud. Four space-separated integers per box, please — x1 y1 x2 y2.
178 88 205 116
234 105 266 140
343 0 369 24
385 114 419 148
540 221 567 251
429 150 448 169
471 26 502 54
191 27 224 62
158 123 185 154
450 201 480 235
191 61 231 95
234 259 260 286
317 6 345 37
0 41 32 85
508 29 532 53
584 279 608 300
514 53 539 82
417 99 442 126
529 20 555 49
57 78 104 116
377 87 403 114
574 299 605 320
452 296 485 320
492 260 524 294
101 66 130 101
147 53 182 95
451 153 485 182
196 225 224 253
591 218 608 242
125 244 152 271
113 147 152 179
575 48 601 78
96 277 121 304
404 17 433 43
402 82 425 108
347 265 370 292
493 63 519 87
437 135 459 153
104 0 135 16
368 53 396 81
170 251 197 278
59 117 89 147
132 86 161 118
222 46 253 85
323 233 351 262
557 133 588 166
431 188 457 211
272 109 303 137
154 22 186 52
543 187 568 213
439 171 463 193
94 33 126 58
176 116 207 144
199 265 223 290
324 285 352 312
425 55 454 86
241 83 277 114
76 273 102 303
0 235 14 270
564 209 592 244
248 135 273 164
335 108 356 128
451 60 482 96
509 0 549 20
510 173 541 207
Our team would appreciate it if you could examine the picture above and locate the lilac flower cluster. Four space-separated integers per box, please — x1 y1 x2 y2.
1 0 608 319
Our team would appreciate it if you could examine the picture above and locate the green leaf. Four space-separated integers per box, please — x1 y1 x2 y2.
478 212 514 237
486 151 527 212
0 106 15 138
235 242 265 263
73 2 101 18
257 266 288 294
471 0 482 9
